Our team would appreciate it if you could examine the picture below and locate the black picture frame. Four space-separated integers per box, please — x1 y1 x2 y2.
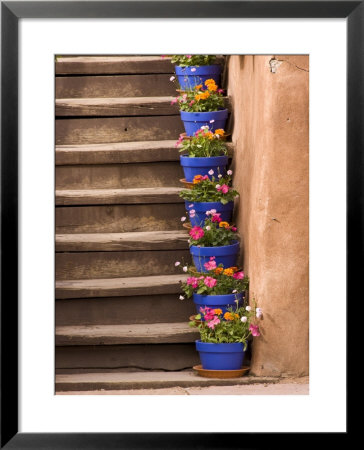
1 1 358 448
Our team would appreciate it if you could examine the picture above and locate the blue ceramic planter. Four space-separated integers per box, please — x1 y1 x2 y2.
175 65 221 90
186 201 234 228
180 109 228 136
190 241 239 273
180 155 228 182
196 340 246 370
194 292 244 319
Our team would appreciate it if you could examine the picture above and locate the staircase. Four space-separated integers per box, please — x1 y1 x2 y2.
55 56 256 392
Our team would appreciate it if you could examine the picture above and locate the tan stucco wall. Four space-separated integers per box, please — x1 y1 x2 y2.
228 55 309 377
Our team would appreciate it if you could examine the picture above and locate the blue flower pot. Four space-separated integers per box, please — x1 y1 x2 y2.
180 109 228 136
190 241 239 273
175 65 221 90
185 201 234 228
194 292 244 319
196 340 246 370
180 155 228 182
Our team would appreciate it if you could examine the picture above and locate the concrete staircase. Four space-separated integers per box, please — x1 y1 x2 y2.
55 56 241 391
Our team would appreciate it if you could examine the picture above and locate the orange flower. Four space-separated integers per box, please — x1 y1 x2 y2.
214 308 223 315
205 79 216 86
229 267 239 273
201 91 210 100
234 313 239 319
195 84 202 90
194 94 201 101
206 131 214 140
214 267 223 275
193 175 203 184
223 268 234 277
207 84 217 92
219 221 230 228
224 312 234 321
214 129 225 136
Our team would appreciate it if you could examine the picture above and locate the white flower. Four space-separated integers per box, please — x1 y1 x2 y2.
256 308 263 318
256 307 262 313
191 67 196 72
205 226 211 230
189 204 194 208
227 170 233 175
196 144 202 148
256 312 263 318
182 266 188 272
205 210 211 216
179 295 185 300
232 289 237 293
218 174 223 178
170 76 175 81
241 316 247 323
208 169 214 175
201 125 209 130
190 213 195 218
216 184 221 189
180 216 186 222
190 209 195 214
209 119 215 123
210 209 217 214
175 261 181 266
246 306 252 311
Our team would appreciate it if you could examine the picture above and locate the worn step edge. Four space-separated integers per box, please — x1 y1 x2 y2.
56 230 189 252
56 187 184 206
56 322 199 346
55 141 234 165
55 371 279 392
56 96 179 117
56 274 188 299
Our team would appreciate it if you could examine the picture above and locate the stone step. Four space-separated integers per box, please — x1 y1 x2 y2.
56 274 189 299
55 187 184 206
56 292 195 326
56 115 184 145
56 96 179 117
55 203 186 234
55 161 183 189
55 371 277 392
56 230 189 252
56 247 190 280
56 322 199 346
56 343 199 372
55 140 234 165
56 56 175 75
56 74 176 98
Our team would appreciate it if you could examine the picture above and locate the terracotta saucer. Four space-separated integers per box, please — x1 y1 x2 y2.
189 315 202 325
193 365 250 379
182 222 192 230
180 178 194 189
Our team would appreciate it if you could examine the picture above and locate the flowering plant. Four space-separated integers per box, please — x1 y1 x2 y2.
179 262 248 298
187 214 238 247
176 126 228 157
171 55 216 66
171 79 225 112
190 302 262 347
179 171 239 204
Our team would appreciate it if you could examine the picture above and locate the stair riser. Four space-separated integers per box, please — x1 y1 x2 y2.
56 344 200 371
56 162 183 189
55 203 187 233
56 250 191 280
56 74 176 98
56 116 184 145
56 295 195 326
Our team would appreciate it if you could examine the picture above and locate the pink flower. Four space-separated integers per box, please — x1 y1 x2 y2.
217 184 229 194
187 277 199 288
204 276 217 288
249 324 260 337
200 306 215 321
204 259 217 271
189 100 195 106
182 94 187 101
233 271 245 280
217 88 224 93
171 97 178 105
189 226 204 240
211 214 222 223
207 316 220 329
231 226 237 232
186 55 192 58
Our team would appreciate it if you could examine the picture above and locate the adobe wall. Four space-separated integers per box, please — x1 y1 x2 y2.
228 55 309 376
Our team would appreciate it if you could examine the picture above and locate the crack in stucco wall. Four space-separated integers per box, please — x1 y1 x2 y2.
269 57 309 73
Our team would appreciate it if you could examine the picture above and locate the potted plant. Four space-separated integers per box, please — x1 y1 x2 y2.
179 171 239 227
178 261 249 317
187 214 239 272
171 79 228 135
190 302 262 370
171 55 222 90
177 126 229 182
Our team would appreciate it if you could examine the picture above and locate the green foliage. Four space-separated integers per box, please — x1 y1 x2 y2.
177 127 228 157
173 79 225 112
171 55 217 66
179 173 239 204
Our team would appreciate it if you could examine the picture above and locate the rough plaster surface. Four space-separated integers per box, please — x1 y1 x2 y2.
227 55 309 377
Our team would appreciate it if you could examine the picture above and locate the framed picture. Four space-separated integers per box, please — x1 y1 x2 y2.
1 1 357 447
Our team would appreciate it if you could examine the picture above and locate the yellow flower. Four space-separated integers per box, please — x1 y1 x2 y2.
223 268 234 277
214 129 225 136
224 312 234 321
214 309 223 315
219 221 230 228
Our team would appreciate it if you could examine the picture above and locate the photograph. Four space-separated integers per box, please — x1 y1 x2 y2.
54 54 309 396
